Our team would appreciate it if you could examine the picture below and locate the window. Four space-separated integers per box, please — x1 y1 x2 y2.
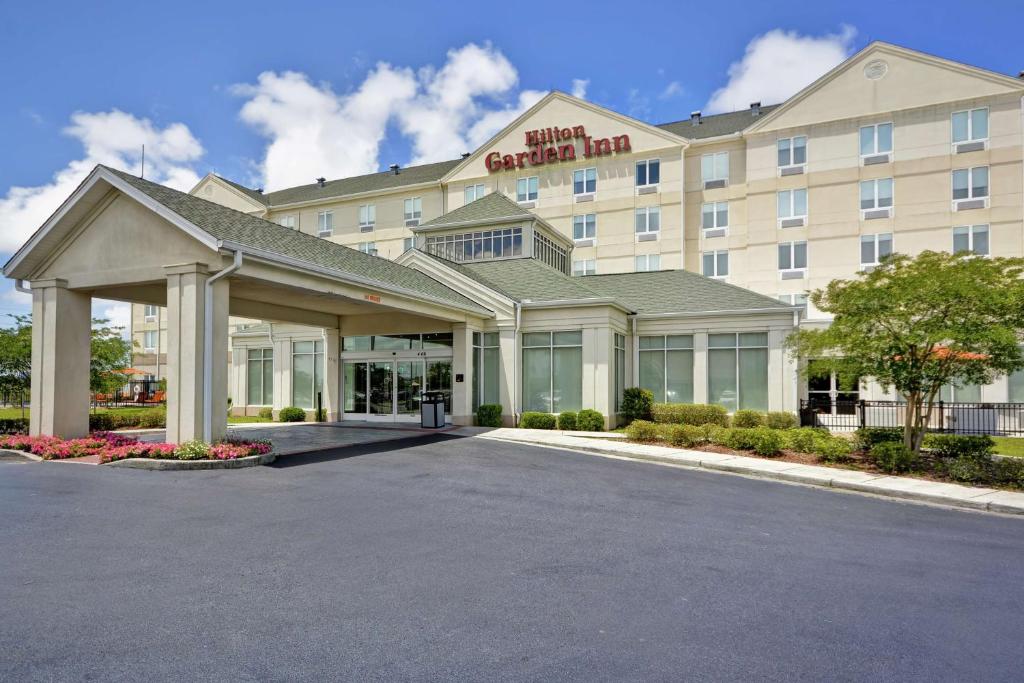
1009 347 1024 402
534 232 569 274
614 333 626 412
278 214 296 229
639 335 694 404
860 123 893 156
778 241 808 273
516 176 538 202
860 233 893 267
246 348 273 406
573 214 596 241
342 333 452 352
573 167 597 195
940 382 983 403
522 331 583 413
143 331 157 353
953 225 989 255
777 136 807 168
317 211 334 237
702 250 729 278
635 254 661 272
860 178 894 211
358 204 375 230
702 202 728 231
952 108 988 143
357 242 376 255
701 152 729 184
423 227 523 263
635 206 661 234
472 332 501 412
636 159 660 186
572 259 596 276
291 341 323 410
403 237 415 252
952 167 989 202
404 197 421 221
464 184 486 203
143 304 158 322
778 293 808 309
777 189 808 220
708 332 769 412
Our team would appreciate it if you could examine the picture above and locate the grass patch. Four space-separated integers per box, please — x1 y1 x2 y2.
228 415 273 424
992 437 1024 457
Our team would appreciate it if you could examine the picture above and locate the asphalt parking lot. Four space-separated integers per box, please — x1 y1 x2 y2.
2 434 1022 681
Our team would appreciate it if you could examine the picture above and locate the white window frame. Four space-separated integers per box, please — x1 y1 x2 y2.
403 237 415 253
860 122 894 159
572 259 596 276
778 293 808 309
777 188 808 225
572 214 596 242
701 152 729 184
464 184 486 204
246 348 274 407
358 204 375 230
143 330 158 353
860 233 893 268
317 210 334 237
952 107 989 146
573 167 597 196
635 254 661 272
516 176 539 203
635 206 661 236
403 197 421 221
357 241 377 255
635 159 661 188
860 178 894 215
278 214 296 229
952 224 990 256
777 136 807 171
143 304 158 322
952 166 989 208
702 201 729 234
778 241 808 277
702 250 729 279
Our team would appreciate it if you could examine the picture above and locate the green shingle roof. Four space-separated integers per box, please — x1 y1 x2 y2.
657 104 781 140
260 159 460 206
438 257 606 303
419 191 534 229
103 166 489 315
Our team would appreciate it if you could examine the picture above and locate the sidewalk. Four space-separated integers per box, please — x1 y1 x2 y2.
453 427 1024 516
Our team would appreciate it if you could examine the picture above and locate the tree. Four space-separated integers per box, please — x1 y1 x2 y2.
786 251 1024 454
0 315 33 417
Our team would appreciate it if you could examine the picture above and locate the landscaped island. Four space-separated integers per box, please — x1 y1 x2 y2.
0 432 272 464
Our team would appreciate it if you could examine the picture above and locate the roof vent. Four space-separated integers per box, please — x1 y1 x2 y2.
750 101 762 116
256 188 263 194
690 110 702 126
1019 70 1024 79
389 163 400 175
461 152 471 159
316 177 326 188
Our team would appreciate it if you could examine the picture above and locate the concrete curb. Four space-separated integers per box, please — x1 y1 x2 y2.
105 452 277 470
473 430 1024 517
0 448 42 462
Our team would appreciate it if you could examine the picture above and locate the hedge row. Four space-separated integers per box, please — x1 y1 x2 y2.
648 403 799 430
520 410 604 431
626 421 850 460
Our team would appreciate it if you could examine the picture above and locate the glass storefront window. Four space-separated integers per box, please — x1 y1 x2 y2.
708 332 768 412
472 332 501 411
246 348 273 406
522 331 582 413
291 341 323 410
639 335 694 404
614 333 626 411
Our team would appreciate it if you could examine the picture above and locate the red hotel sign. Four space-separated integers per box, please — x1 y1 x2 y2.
485 125 630 172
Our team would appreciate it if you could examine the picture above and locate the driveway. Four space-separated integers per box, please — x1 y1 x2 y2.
2 435 1022 681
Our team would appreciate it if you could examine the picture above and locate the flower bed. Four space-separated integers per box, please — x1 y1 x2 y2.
0 432 272 464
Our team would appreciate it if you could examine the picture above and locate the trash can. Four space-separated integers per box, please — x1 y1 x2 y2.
421 391 445 428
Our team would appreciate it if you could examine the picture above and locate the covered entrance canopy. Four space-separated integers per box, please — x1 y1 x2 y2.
3 165 493 442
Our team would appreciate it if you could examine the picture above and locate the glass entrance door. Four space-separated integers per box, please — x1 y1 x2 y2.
369 362 393 417
343 359 451 421
397 361 425 417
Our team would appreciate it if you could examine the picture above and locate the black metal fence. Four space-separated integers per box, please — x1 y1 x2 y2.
92 379 165 408
800 399 1024 436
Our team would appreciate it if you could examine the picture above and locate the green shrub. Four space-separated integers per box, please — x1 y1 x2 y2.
557 411 578 430
854 427 903 452
138 409 166 429
476 404 502 428
944 456 992 483
870 442 918 473
786 427 822 453
258 407 274 420
749 427 784 456
620 388 654 424
732 410 765 428
652 403 730 427
994 457 1024 487
278 406 306 423
723 427 757 451
625 419 661 442
520 412 556 429
665 424 705 448
707 425 731 446
174 440 211 460
576 409 605 432
89 413 116 432
766 411 799 430
0 418 29 435
924 434 994 461
813 435 854 464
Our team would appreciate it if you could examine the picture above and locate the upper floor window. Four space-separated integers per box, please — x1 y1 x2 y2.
404 197 421 221
702 201 728 231
403 237 415 252
952 108 988 144
358 204 375 229
702 250 729 279
860 123 893 156
143 304 158 322
701 152 729 184
860 233 893 267
952 166 989 204
278 214 296 229
953 225 989 256
573 168 597 195
635 206 661 234
860 178 894 211
572 259 596 277
777 136 806 168
465 184 486 204
357 241 377 255
635 159 660 187
317 211 333 237
777 189 808 220
143 330 158 353
516 176 539 202
635 254 661 272
778 241 808 274
778 293 808 310
573 214 596 241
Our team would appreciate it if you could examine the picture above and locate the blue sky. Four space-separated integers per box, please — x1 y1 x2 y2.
1 0 1023 324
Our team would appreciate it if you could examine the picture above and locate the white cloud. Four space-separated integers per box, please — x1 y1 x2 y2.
659 81 684 100
94 301 132 336
234 42 555 187
705 26 857 114
0 110 203 254
571 78 589 99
